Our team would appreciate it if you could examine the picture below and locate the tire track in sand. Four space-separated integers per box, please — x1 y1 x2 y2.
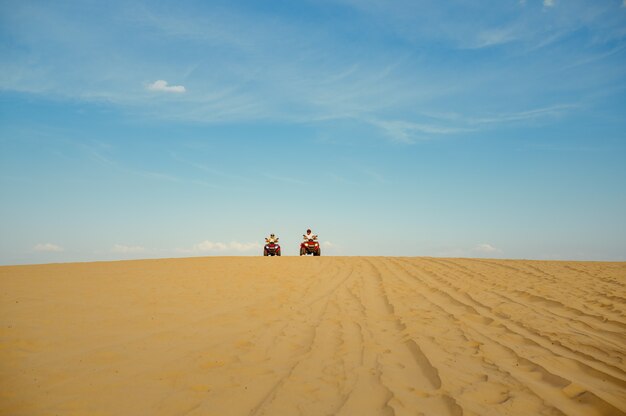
246 260 357 416
423 258 626 372
389 258 625 416
359 258 463 416
249 257 415 416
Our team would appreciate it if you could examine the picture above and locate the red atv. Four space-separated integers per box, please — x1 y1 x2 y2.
300 239 320 256
264 241 281 256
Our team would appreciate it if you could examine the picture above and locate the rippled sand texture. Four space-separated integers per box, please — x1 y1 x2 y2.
1 257 625 415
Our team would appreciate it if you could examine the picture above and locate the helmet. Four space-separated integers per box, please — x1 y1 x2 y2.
307 229 311 233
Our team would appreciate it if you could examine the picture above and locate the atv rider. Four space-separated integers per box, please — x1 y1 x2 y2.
302 229 317 242
265 233 279 244
300 228 320 256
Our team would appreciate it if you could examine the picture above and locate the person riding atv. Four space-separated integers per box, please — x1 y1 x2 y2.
300 229 320 256
264 234 281 256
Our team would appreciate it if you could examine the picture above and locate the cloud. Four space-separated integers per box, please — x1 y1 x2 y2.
369 119 472 143
422 104 577 128
471 105 577 124
33 243 64 252
111 244 146 253
321 241 339 255
147 80 186 93
2 1 623 145
472 27 520 49
178 240 260 254
473 243 501 254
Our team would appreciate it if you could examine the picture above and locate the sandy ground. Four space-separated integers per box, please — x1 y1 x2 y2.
1 257 625 416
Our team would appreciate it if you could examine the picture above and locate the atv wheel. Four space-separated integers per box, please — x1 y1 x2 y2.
314 249 321 256
263 249 268 256
300 247 306 256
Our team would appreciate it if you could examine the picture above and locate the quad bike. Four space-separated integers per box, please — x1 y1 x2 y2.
300 239 320 256
264 241 281 256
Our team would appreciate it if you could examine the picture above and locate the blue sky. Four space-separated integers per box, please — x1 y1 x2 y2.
1 0 625 264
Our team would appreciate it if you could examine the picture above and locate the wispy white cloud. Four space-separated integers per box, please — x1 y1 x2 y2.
321 241 340 255
432 243 503 258
34 243 64 252
472 105 577 124
331 0 585 52
111 244 146 253
471 27 521 49
147 80 186 93
473 243 502 254
76 140 185 184
1 1 623 142
422 104 577 128
559 44 626 71
368 119 472 143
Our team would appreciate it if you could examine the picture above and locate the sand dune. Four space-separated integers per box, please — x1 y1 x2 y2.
1 257 625 415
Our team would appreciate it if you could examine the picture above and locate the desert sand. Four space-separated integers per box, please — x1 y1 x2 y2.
1 257 625 415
